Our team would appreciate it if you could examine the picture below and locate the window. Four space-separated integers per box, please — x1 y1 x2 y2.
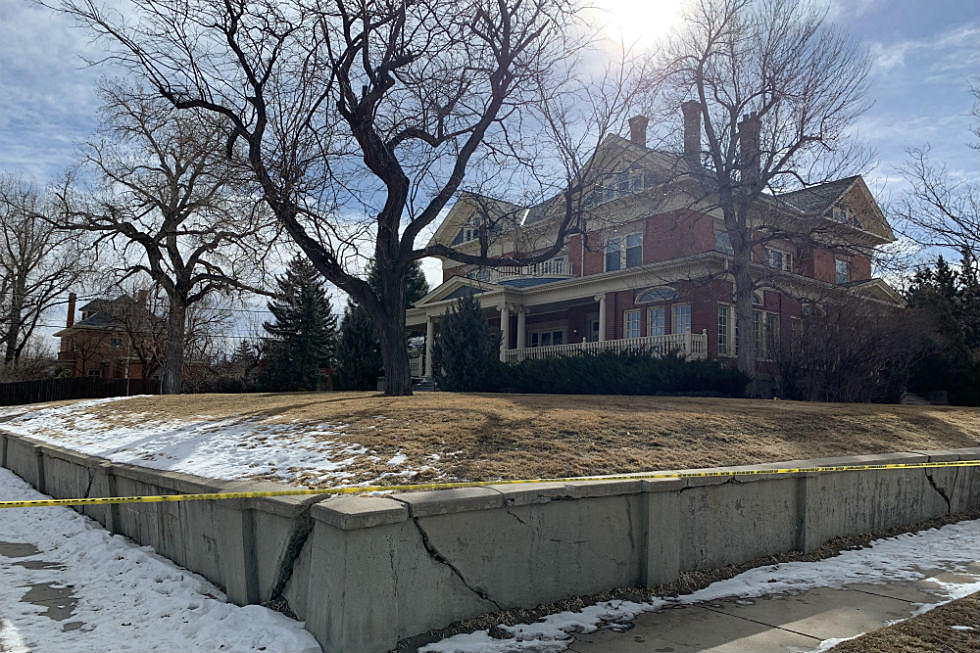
617 171 630 195
604 233 642 271
752 309 778 359
605 237 621 272
110 337 123 349
715 230 734 255
835 258 850 284
672 303 692 334
766 247 793 272
625 233 643 267
625 309 641 339
466 227 478 242
530 329 564 347
648 306 666 337
717 304 729 355
87 369 101 378
589 319 600 342
766 312 780 357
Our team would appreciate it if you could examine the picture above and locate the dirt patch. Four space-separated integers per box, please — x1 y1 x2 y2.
825 591 980 652
67 392 979 486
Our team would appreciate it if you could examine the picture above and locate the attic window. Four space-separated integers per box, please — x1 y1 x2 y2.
828 204 858 226
461 226 480 243
589 170 659 208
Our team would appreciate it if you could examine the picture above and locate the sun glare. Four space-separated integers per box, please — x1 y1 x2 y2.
590 0 686 51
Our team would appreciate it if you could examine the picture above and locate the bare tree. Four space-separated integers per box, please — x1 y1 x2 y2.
895 87 979 260
0 176 90 368
55 0 644 395
655 0 874 380
57 89 273 393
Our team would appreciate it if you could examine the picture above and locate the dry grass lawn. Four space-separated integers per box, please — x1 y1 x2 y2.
68 392 979 485
826 592 980 652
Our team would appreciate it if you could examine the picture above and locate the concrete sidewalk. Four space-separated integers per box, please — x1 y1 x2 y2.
568 563 980 653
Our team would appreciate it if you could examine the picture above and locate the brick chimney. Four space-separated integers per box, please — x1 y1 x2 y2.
738 111 762 187
66 292 76 328
628 115 649 147
681 101 701 166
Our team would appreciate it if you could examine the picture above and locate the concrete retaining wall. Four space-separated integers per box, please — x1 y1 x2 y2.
1 427 977 653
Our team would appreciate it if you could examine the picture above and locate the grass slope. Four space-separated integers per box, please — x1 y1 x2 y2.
14 392 976 486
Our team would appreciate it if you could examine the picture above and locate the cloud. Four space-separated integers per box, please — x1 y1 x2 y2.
825 0 881 23
0 3 126 182
868 24 980 78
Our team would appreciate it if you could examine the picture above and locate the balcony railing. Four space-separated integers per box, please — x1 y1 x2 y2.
484 258 572 283
503 331 708 363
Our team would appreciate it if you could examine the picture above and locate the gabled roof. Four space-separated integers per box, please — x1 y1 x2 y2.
776 176 861 214
841 278 906 307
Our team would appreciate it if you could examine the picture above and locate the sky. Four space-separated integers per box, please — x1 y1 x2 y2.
0 0 977 318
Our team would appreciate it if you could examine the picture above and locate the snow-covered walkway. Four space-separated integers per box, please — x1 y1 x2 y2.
421 520 980 653
0 467 321 653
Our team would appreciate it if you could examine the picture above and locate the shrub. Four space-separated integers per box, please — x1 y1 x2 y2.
432 294 501 391
497 350 749 397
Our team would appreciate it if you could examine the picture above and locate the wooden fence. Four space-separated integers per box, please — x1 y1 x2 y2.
0 377 160 407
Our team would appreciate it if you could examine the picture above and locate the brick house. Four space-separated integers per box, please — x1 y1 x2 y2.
54 292 156 379
406 107 903 383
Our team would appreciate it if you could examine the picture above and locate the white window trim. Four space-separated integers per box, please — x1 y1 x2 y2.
718 303 778 360
603 232 644 272
671 303 692 335
647 305 666 337
835 257 850 284
624 309 642 340
765 246 794 272
528 328 566 348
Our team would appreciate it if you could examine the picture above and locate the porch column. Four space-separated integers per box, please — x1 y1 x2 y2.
499 304 510 361
424 315 435 377
516 307 527 360
595 293 607 342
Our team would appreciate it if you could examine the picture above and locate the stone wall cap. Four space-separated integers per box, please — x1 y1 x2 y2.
312 495 408 530
391 486 503 517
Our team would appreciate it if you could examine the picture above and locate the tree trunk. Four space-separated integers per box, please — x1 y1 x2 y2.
728 205 757 392
378 315 412 395
161 299 186 394
4 281 25 364
376 267 412 396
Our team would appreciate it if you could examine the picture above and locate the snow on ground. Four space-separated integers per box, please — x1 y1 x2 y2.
0 467 321 653
419 520 980 653
0 397 391 487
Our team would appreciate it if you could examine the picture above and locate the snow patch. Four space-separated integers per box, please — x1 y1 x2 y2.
0 468 320 653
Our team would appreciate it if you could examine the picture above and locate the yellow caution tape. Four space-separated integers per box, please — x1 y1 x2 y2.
0 459 977 509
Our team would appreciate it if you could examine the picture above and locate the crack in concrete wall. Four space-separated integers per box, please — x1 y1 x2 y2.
925 470 952 513
83 466 95 499
397 506 503 611
268 500 317 603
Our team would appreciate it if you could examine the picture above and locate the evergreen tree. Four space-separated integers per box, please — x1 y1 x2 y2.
432 294 500 391
262 256 338 391
335 260 430 390
905 254 980 405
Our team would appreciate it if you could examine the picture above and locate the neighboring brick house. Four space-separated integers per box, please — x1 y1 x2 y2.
406 106 903 382
54 292 155 379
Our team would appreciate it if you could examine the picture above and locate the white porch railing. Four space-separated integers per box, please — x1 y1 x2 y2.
503 331 708 363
